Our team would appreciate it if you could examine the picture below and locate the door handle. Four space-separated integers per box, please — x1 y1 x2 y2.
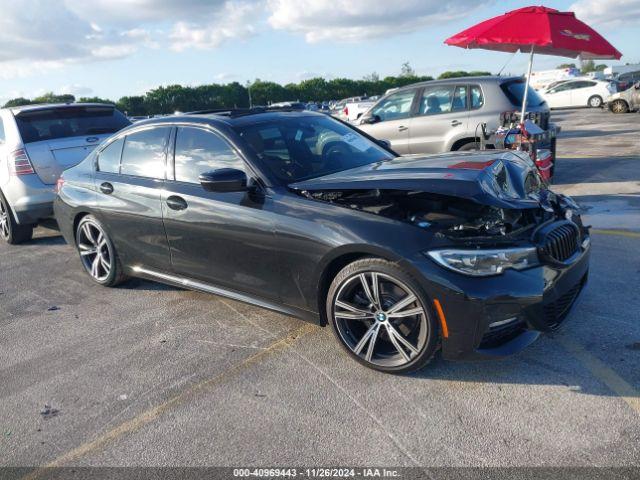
166 195 188 211
99 182 114 195
451 120 462 127
398 125 409 132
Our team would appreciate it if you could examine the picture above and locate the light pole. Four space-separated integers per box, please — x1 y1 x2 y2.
246 80 252 108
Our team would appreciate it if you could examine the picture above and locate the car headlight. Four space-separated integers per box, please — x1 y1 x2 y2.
426 247 539 277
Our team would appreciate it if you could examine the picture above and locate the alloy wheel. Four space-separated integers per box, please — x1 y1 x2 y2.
589 96 602 108
333 272 429 368
0 198 9 240
77 220 112 282
611 100 628 114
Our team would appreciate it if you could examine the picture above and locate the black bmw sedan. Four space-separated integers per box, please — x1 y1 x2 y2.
54 109 590 373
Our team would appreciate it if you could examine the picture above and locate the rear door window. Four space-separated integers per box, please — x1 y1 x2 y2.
174 127 245 183
470 85 484 109
14 106 130 144
370 89 417 122
418 85 460 115
98 137 125 174
120 127 170 179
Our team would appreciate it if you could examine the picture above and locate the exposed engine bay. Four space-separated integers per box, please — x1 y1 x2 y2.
297 187 581 245
290 154 583 245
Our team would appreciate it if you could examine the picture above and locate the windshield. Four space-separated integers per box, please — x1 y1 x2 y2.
500 79 546 108
235 115 395 183
15 106 131 144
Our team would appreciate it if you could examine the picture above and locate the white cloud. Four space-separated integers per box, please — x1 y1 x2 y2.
267 0 484 42
60 84 94 96
570 0 640 27
169 1 259 51
0 0 493 81
0 0 258 78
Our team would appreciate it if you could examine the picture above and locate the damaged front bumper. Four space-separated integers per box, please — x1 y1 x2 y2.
404 234 590 361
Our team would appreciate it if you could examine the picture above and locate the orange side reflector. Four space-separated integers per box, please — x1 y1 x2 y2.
433 299 449 338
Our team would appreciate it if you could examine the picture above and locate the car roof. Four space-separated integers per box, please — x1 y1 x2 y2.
7 103 117 115
392 75 523 92
128 109 327 130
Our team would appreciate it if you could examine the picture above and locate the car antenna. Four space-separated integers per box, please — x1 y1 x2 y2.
497 51 517 76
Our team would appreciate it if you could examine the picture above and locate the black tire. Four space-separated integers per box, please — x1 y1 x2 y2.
610 99 629 114
75 215 127 287
0 190 34 245
326 258 439 373
456 140 480 151
588 95 603 108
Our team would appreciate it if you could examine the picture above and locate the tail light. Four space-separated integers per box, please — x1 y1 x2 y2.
55 177 65 194
9 149 35 175
343 106 349 117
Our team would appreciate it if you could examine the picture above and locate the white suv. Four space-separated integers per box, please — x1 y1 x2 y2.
0 103 130 244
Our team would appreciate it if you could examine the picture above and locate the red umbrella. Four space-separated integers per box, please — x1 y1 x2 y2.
445 5 622 122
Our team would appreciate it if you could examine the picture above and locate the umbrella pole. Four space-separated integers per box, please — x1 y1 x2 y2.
520 44 535 125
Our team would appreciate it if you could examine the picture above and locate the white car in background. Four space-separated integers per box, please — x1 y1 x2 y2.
530 67 581 90
540 79 616 109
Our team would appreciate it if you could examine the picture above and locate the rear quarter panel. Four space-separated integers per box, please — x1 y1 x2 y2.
54 153 97 245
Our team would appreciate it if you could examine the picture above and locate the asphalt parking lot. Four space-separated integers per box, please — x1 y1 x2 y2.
1 108 639 470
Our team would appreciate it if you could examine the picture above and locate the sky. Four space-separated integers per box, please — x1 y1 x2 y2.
0 0 638 103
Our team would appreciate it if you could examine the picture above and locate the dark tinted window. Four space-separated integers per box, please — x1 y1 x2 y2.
549 82 574 93
500 79 546 107
98 137 124 174
15 106 130 144
120 127 170 179
572 81 596 89
235 115 394 183
174 127 244 183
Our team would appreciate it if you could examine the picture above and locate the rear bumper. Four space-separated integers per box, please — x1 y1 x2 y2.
406 238 590 361
2 174 55 224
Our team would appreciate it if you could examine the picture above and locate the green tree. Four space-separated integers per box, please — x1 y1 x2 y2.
363 72 380 82
250 80 290 106
400 62 416 78
116 96 148 116
580 60 606 73
438 70 492 79
78 97 115 104
3 97 32 108
31 92 75 104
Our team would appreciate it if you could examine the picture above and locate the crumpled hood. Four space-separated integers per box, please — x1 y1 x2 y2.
290 150 549 210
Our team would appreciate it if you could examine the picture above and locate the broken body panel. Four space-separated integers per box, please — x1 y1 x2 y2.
290 150 584 245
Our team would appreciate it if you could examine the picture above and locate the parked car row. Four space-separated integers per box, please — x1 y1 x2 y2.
1 104 590 373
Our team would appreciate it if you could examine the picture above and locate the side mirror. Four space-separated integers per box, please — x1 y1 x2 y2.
362 114 381 125
377 139 391 149
199 168 247 193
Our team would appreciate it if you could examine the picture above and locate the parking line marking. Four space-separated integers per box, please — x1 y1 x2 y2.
559 338 640 417
591 229 640 239
22 322 317 480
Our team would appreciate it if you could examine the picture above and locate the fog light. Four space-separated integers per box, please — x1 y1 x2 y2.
581 236 591 250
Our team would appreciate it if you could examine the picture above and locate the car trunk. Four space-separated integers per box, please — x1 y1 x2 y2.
14 105 130 185
24 136 108 185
